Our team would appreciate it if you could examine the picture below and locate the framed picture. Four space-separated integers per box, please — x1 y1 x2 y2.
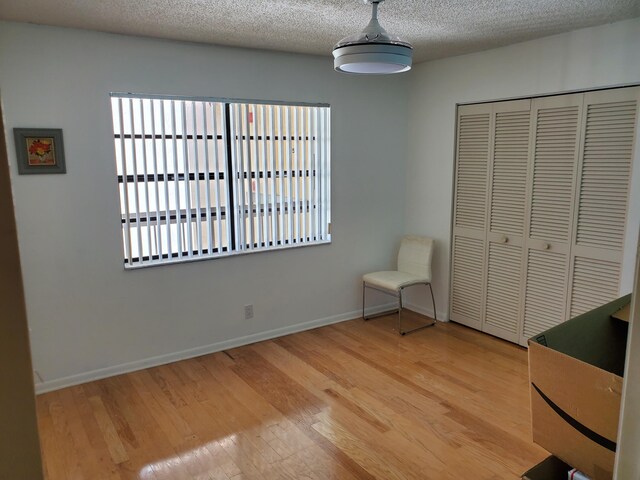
13 128 66 174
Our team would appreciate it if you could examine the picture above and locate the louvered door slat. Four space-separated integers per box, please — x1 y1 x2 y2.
576 99 637 250
529 104 580 242
565 87 639 320
451 235 485 326
454 111 491 231
519 95 582 345
450 104 492 329
490 108 530 236
523 250 568 338
569 257 621 318
485 243 522 336
482 99 530 342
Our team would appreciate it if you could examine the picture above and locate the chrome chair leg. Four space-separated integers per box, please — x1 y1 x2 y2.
428 283 437 321
362 281 367 320
363 282 435 335
398 282 437 336
363 283 400 321
398 287 403 334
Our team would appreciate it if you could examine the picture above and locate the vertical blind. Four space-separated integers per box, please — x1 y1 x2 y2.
110 94 331 268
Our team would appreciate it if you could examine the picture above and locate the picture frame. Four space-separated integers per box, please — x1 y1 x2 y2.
13 128 66 174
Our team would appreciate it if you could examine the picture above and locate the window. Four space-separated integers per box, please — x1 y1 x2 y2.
110 94 331 268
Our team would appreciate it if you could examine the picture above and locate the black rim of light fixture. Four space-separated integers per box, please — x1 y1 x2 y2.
332 0 413 75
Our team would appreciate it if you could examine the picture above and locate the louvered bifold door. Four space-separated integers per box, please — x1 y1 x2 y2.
482 99 531 343
450 103 492 329
566 87 640 319
519 94 584 346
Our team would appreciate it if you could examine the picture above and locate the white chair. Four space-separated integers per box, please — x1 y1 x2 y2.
362 235 437 335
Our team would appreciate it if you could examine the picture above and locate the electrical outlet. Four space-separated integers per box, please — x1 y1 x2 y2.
244 304 254 320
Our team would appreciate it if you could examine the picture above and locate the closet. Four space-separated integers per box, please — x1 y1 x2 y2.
450 86 639 346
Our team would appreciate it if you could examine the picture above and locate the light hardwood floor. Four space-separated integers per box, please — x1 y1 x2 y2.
37 312 548 479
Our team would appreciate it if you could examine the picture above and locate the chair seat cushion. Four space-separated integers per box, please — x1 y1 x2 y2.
362 270 430 292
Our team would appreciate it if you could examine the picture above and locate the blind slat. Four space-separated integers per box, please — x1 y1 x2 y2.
129 98 144 264
190 101 203 256
201 102 214 254
269 105 278 246
170 101 183 258
287 107 294 245
139 100 154 259
149 99 163 258
116 98 133 265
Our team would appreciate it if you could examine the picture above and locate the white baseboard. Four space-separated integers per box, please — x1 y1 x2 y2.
34 302 396 394
404 301 449 322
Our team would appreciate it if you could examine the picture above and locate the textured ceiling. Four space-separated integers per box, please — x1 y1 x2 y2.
1 0 639 63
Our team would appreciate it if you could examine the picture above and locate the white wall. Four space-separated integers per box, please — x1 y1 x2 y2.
405 17 640 319
0 22 409 391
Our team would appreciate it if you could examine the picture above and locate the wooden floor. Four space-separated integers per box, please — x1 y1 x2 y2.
37 312 548 480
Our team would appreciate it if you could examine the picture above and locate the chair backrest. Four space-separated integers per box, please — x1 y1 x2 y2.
397 235 434 280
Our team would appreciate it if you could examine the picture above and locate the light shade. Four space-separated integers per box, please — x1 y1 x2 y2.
332 0 412 75
333 44 412 74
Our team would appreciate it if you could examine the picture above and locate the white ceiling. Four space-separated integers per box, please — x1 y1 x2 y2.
1 0 639 63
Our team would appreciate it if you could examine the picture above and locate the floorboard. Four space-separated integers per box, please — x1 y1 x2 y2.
37 312 548 479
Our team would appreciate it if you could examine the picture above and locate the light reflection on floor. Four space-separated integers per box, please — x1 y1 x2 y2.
138 433 238 479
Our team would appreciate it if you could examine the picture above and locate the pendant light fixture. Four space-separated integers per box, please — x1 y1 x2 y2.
332 0 412 75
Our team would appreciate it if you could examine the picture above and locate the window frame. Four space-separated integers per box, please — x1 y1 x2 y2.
110 92 332 269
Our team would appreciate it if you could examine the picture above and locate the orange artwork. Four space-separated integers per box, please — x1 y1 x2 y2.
26 137 56 166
